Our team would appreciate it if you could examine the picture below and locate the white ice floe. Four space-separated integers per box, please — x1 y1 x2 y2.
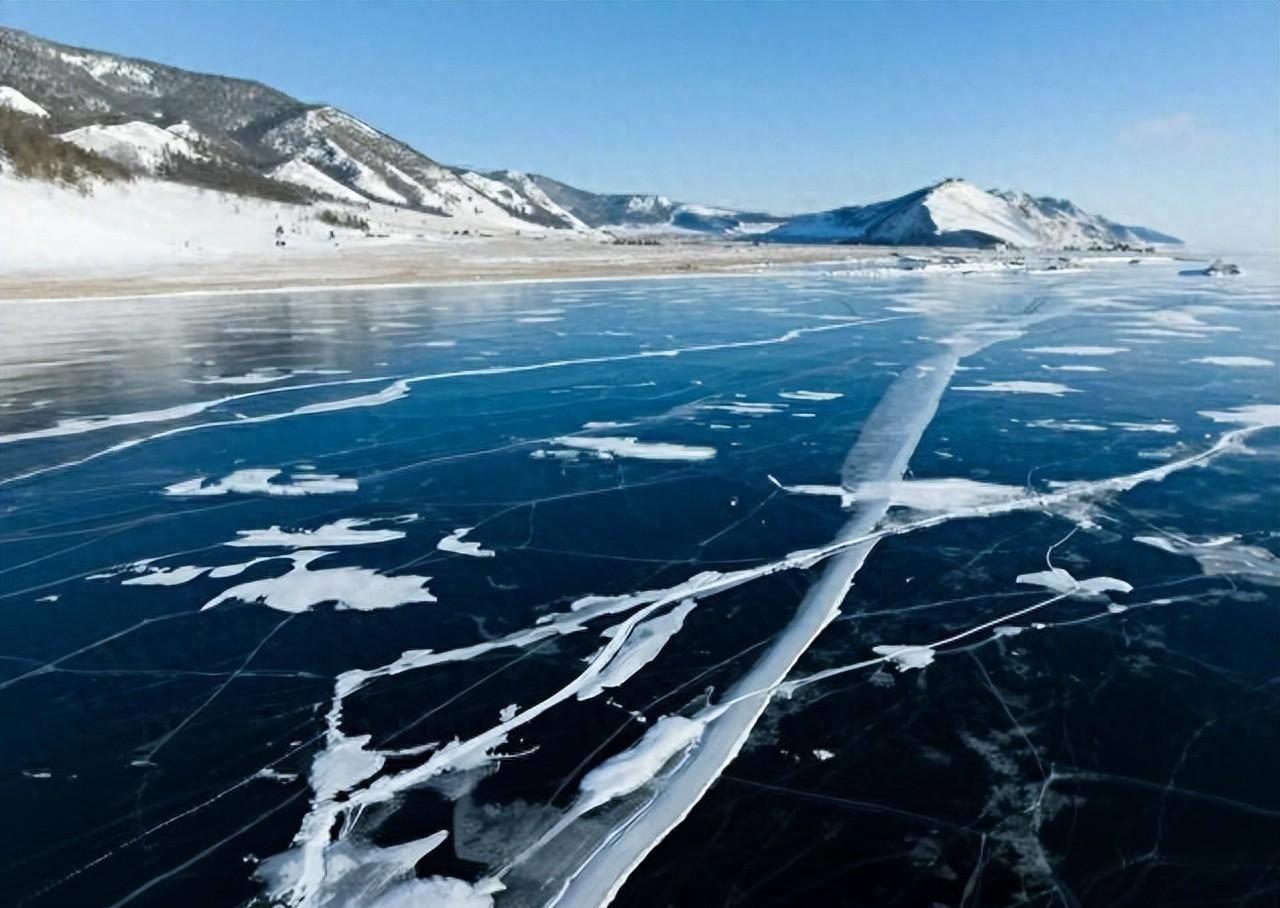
1024 346 1127 356
953 381 1079 396
1187 356 1275 368
547 436 716 462
812 749 835 761
203 551 434 613
165 469 357 497
777 391 843 401
1016 567 1133 600
436 527 495 558
1041 365 1106 373
228 517 409 548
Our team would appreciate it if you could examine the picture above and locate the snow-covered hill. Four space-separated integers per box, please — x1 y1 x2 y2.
0 166 570 275
768 179 1180 248
0 85 47 117
59 120 204 172
0 27 591 230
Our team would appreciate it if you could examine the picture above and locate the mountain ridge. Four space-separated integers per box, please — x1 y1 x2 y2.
0 26 1180 248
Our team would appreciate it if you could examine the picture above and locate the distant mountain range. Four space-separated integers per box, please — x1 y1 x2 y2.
0 26 1180 248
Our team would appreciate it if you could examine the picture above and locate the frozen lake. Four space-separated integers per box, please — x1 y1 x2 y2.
1 260 1277 907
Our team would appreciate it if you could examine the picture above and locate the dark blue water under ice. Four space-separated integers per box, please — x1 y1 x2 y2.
0 258 1277 908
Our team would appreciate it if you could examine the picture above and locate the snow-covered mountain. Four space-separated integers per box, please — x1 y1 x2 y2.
768 179 1179 248
0 27 1178 248
0 27 585 229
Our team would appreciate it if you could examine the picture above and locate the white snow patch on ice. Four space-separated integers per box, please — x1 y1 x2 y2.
548 436 716 462
203 550 434 613
1028 419 1107 432
1198 404 1280 428
228 517 408 548
436 527 495 558
1188 356 1274 368
1024 346 1127 356
165 469 357 497
777 391 843 401
954 381 1079 396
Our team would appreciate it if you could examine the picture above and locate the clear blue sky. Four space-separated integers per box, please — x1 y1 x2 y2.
4 1 1277 249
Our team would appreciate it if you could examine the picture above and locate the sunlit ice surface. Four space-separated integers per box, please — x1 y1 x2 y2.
1 256 1277 908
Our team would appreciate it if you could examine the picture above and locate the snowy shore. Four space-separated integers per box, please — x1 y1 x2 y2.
0 172 880 302
0 172 1194 304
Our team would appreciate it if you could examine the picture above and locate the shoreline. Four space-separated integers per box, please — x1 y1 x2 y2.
0 238 1212 306
0 240 878 304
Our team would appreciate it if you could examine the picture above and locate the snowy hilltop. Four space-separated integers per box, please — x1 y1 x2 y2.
767 179 1180 249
